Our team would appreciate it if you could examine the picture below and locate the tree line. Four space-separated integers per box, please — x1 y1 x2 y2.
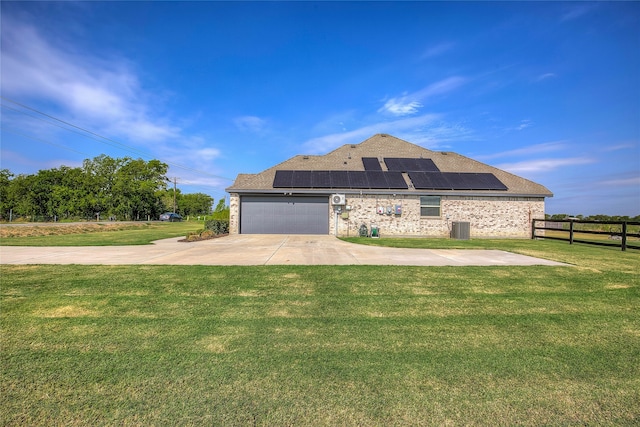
545 213 640 222
0 155 221 221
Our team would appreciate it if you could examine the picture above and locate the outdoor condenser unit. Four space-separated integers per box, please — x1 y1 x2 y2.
331 194 346 205
451 221 470 240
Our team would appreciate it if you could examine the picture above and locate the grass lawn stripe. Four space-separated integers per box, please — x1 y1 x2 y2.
2 251 639 425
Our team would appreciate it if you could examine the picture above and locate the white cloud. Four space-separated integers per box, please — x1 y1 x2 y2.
561 4 597 22
303 113 440 154
478 141 569 160
601 143 636 152
379 99 422 116
497 157 594 174
1 19 181 145
516 119 532 131
420 42 456 59
412 76 467 100
234 116 267 133
536 73 557 82
599 176 640 187
195 148 222 161
378 76 467 116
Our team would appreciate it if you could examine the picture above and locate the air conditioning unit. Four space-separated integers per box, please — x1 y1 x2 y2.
451 221 470 240
331 194 346 205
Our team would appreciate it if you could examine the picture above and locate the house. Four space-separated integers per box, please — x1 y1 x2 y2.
226 134 552 238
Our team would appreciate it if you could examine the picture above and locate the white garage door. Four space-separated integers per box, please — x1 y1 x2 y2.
240 196 329 234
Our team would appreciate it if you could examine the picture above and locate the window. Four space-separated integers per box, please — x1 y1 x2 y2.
420 196 441 217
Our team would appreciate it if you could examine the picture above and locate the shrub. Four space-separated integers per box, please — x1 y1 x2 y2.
200 229 214 239
204 219 229 235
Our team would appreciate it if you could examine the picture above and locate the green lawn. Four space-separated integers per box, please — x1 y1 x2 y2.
1 240 639 425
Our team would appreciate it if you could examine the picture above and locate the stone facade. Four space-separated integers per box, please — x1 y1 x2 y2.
230 192 544 238
332 194 543 238
229 193 240 235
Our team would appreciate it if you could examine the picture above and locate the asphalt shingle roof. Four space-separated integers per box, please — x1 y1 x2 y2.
226 134 553 197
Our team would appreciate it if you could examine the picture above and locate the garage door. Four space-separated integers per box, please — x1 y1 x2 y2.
240 196 329 234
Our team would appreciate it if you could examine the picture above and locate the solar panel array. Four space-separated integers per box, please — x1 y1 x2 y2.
384 158 440 172
273 158 508 191
273 170 409 189
408 172 508 190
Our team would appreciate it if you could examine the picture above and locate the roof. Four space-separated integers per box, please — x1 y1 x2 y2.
226 134 553 197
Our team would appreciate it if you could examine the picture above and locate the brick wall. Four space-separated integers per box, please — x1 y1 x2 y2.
331 195 544 238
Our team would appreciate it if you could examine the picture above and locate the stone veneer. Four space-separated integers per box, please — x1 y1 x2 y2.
229 193 240 234
229 193 544 238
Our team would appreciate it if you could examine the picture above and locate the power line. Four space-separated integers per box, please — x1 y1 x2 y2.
0 96 235 182
2 125 228 196
2 103 153 159
1 127 90 157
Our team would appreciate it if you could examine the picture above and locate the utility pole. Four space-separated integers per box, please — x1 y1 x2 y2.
173 177 177 213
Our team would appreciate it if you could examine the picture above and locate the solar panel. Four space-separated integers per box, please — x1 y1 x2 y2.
329 171 350 188
405 159 421 171
384 157 440 172
415 158 440 172
362 157 382 171
441 173 469 190
292 170 312 188
384 158 405 172
442 173 508 190
273 170 293 187
366 171 388 189
348 171 369 188
408 172 452 189
311 171 331 188
386 172 409 189
475 173 508 190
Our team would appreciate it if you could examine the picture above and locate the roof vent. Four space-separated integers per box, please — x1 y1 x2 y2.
440 152 448 155
350 144 356 148
380 134 387 137
303 156 309 159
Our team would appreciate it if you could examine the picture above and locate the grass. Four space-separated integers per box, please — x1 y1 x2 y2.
341 236 639 266
1 238 639 425
0 221 203 246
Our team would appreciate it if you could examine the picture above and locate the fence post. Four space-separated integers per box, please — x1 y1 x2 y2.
622 222 627 251
531 219 536 239
569 220 574 245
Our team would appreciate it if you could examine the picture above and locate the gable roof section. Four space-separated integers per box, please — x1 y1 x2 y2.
227 134 553 197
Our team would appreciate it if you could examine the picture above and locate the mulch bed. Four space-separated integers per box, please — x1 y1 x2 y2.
179 233 229 242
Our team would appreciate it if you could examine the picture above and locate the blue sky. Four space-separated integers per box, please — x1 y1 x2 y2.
1 1 638 216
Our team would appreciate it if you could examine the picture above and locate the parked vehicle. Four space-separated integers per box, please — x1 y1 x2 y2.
159 212 182 222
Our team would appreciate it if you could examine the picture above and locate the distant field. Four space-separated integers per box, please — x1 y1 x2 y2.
1 238 638 425
0 221 203 246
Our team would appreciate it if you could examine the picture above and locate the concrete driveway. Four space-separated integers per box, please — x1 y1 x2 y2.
0 234 567 266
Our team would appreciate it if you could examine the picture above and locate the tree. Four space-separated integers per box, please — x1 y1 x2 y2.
0 169 13 220
212 197 230 220
180 193 214 216
0 156 221 222
83 155 124 217
214 198 227 212
112 158 169 220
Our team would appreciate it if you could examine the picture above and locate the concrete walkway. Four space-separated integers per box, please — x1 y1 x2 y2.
0 234 567 266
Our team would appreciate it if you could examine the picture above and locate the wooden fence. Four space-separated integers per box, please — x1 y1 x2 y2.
532 219 640 251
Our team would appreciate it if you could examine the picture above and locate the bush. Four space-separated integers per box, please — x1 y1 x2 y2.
204 219 229 235
200 229 215 239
